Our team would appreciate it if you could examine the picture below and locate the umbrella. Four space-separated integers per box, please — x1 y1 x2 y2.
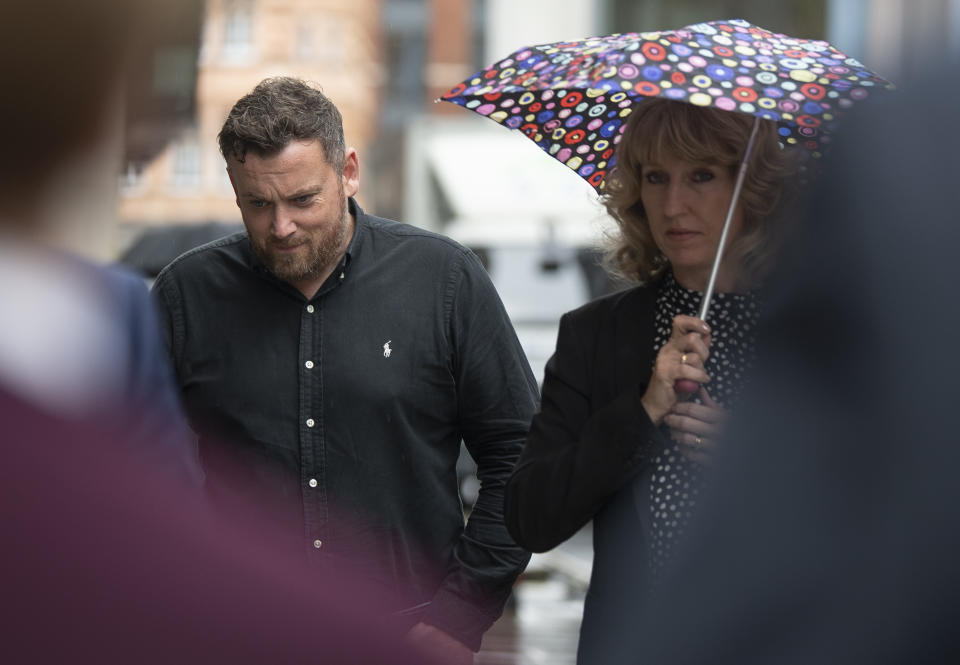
440 18 893 324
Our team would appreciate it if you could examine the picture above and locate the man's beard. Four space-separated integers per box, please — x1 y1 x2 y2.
252 188 348 285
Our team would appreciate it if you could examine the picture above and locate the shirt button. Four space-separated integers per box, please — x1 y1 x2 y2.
313 539 323 549
306 418 315 428
306 305 315 313
304 360 314 369
308 478 318 488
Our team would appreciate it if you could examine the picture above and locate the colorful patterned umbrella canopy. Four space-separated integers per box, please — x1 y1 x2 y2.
440 18 893 193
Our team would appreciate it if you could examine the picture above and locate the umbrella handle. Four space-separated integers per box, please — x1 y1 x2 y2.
674 379 700 396
673 324 711 397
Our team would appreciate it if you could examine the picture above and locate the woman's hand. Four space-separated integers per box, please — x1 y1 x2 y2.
664 387 726 465
641 315 711 425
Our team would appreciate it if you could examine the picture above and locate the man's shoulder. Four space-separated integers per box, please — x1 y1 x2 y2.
154 232 249 287
359 213 473 259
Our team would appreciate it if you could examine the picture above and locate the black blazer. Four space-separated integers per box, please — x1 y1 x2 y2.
506 277 669 664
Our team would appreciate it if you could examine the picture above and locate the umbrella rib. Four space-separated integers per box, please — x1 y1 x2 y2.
698 115 762 323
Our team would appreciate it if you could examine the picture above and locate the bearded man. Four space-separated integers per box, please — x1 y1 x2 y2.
152 77 536 663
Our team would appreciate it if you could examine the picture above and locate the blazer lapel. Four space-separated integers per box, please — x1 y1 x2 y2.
613 278 660 400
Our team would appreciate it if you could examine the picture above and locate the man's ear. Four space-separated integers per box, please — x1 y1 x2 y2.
341 148 359 199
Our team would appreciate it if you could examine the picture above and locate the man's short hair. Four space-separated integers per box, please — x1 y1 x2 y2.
218 77 346 173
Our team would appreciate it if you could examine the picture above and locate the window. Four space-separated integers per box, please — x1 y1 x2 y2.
380 0 427 126
223 0 253 61
297 16 347 63
295 23 315 60
170 137 201 191
119 162 145 196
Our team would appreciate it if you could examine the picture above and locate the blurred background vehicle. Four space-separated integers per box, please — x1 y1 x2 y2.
119 222 243 285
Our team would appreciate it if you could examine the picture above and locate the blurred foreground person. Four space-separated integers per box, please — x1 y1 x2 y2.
153 77 537 663
1 2 418 662
4 391 420 664
0 0 199 481
632 69 960 664
504 99 798 663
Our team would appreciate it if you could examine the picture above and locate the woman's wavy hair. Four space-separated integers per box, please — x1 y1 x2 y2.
601 98 798 289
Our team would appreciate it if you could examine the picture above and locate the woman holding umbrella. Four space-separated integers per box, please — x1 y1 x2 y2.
442 18 889 662
504 98 797 662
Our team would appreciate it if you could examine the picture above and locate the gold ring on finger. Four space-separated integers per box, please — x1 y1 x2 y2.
695 436 702 447
681 353 687 365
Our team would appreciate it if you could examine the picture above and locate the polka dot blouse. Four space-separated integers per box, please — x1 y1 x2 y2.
647 270 761 581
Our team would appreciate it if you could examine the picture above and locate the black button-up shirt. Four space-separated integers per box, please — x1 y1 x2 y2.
153 199 537 649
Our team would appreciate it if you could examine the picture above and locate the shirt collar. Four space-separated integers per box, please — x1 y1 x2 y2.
342 196 364 272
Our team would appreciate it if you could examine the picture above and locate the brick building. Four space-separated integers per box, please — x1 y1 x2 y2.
118 0 383 241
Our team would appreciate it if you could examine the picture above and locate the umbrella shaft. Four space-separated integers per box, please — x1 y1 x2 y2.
698 116 762 323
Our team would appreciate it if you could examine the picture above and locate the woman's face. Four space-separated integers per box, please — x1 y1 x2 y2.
640 151 745 292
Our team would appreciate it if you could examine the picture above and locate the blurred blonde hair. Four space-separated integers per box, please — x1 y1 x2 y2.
601 99 797 289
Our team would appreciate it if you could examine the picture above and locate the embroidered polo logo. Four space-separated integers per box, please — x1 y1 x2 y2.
383 341 392 358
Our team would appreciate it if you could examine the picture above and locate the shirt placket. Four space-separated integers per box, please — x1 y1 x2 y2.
299 300 327 555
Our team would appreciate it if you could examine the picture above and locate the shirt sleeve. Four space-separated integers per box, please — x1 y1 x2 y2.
504 306 663 553
150 268 185 376
420 249 538 651
104 266 201 486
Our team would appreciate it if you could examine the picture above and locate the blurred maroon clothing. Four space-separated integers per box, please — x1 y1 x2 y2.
1 388 422 664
